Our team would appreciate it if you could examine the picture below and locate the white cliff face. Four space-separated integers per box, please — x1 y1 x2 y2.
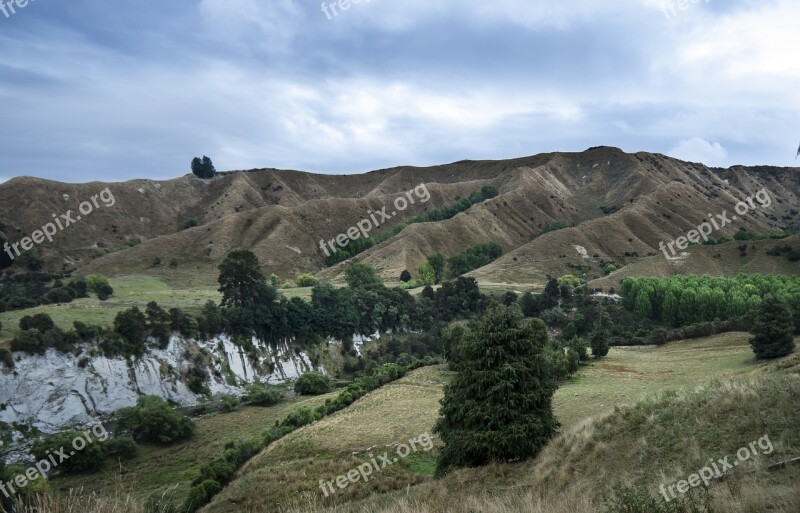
0 335 320 437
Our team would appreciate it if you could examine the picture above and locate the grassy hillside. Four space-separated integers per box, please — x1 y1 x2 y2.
52 393 338 504
280 352 800 513
204 332 786 513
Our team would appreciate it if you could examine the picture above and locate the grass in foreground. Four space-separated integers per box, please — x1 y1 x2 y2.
52 393 337 504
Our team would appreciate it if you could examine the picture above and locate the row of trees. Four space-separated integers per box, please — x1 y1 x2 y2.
621 275 800 326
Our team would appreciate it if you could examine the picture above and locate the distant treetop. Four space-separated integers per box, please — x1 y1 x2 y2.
191 156 216 179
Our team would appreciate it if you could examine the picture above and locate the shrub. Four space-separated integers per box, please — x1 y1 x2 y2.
294 371 331 395
31 432 106 473
242 384 282 406
10 329 45 355
19 313 55 332
97 283 114 300
116 396 195 444
400 270 412 282
85 274 110 294
218 394 240 412
183 479 222 513
0 348 14 368
169 258 179 268
104 435 138 460
295 273 318 287
281 405 322 430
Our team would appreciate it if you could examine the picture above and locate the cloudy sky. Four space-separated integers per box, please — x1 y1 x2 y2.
0 0 798 183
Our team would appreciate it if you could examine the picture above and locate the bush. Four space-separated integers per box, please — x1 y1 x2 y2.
294 371 331 395
400 270 412 282
242 384 283 406
19 313 55 332
116 396 195 444
281 405 322 430
183 479 222 513
0 348 13 368
97 283 114 300
104 435 138 460
295 273 318 287
31 432 106 474
10 329 45 355
85 274 110 294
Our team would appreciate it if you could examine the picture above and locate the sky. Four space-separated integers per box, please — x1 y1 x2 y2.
0 0 798 184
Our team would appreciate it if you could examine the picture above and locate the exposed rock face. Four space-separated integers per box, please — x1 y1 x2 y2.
0 335 316 435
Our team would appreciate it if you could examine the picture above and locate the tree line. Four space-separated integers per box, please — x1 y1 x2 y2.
620 275 800 327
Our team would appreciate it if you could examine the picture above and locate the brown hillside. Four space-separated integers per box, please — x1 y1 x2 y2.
1 148 798 286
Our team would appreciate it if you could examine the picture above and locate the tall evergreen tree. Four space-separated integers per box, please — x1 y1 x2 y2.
218 250 270 309
749 295 796 359
434 306 558 475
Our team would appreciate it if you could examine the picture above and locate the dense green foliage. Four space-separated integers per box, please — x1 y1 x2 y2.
434 306 558 475
31 432 106 473
218 250 273 310
324 186 498 266
447 242 503 277
750 295 796 359
0 273 88 311
190 156 216 179
343 262 384 289
295 273 317 287
116 396 195 444
621 275 800 326
293 371 331 395
241 384 283 406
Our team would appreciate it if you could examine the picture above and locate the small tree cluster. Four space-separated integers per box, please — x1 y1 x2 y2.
190 156 216 179
294 371 331 395
116 396 195 444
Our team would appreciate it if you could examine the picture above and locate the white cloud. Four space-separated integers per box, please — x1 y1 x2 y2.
198 0 302 50
668 137 728 166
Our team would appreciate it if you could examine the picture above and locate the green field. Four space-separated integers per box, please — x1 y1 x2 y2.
0 275 317 346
